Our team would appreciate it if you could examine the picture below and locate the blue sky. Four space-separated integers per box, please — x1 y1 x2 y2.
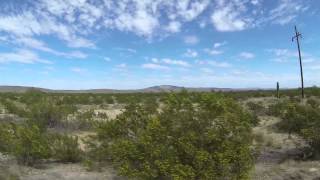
0 0 319 90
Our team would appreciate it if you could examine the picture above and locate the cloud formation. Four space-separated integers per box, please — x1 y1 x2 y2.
0 0 309 48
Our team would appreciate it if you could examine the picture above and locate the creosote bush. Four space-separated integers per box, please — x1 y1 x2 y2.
276 100 320 157
51 134 82 163
0 122 83 166
88 92 254 179
11 123 51 165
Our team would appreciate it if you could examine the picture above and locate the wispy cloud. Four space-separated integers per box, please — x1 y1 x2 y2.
0 0 310 48
214 41 227 48
268 48 297 63
196 60 232 68
184 35 199 45
0 49 51 64
165 21 181 33
204 49 223 55
184 49 198 58
211 0 308 32
115 48 137 54
142 63 169 70
71 67 87 73
15 37 88 59
239 52 255 59
266 0 309 25
116 63 127 68
104 57 111 62
162 58 190 67
211 1 250 32
149 58 190 68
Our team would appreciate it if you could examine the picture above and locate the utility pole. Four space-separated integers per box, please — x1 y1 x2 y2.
292 26 304 98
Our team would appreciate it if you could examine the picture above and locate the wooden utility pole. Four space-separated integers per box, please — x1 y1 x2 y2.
292 26 304 98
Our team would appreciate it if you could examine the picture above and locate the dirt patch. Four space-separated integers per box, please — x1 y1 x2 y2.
252 115 320 180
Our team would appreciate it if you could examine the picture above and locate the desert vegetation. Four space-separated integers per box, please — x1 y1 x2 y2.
1 87 320 179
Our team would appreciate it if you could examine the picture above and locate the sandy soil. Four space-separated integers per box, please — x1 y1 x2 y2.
252 116 320 180
0 153 122 180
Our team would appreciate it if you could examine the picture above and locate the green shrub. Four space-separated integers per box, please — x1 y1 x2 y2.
11 123 51 165
306 98 320 108
0 123 15 152
246 101 265 116
67 110 97 131
51 134 82 163
89 92 254 179
277 101 320 156
267 100 288 117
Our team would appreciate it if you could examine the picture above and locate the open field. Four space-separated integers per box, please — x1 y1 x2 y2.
1 87 320 179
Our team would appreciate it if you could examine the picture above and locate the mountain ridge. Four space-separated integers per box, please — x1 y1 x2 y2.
0 85 268 93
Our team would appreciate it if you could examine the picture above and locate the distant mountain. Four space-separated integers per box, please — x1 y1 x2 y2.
0 85 248 94
142 85 232 92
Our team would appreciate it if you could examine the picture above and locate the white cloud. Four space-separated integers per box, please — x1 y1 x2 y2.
71 67 87 73
305 65 320 70
15 37 88 59
214 41 227 48
196 60 232 68
204 42 226 55
204 49 223 55
104 57 111 62
162 58 190 67
268 48 297 63
151 58 159 63
0 0 310 46
184 49 198 58
0 49 51 64
165 21 181 33
67 51 88 59
210 0 308 32
184 35 199 45
266 0 309 25
116 63 127 68
208 61 232 68
251 0 260 5
113 9 159 37
239 52 255 59
115 48 137 54
149 58 190 67
0 36 8 42
0 10 95 48
201 68 214 74
211 1 250 32
142 63 169 70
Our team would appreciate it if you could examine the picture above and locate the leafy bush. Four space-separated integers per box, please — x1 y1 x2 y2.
277 101 320 156
306 98 320 108
246 101 265 116
10 123 51 165
51 134 82 163
0 122 14 152
267 100 289 117
89 92 254 179
1 100 27 117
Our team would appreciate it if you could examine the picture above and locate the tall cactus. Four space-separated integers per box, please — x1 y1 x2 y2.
277 82 280 99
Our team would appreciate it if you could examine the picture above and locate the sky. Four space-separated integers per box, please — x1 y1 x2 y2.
0 0 319 90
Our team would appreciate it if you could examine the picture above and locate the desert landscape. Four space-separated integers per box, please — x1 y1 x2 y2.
1 0 320 179
0 86 320 179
